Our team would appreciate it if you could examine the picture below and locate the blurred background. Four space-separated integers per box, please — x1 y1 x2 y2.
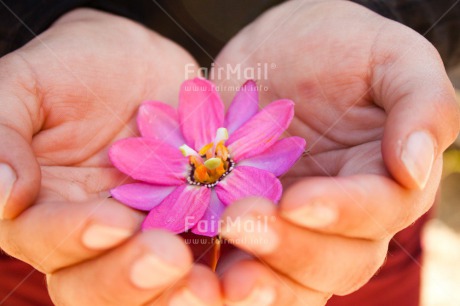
421 89 460 306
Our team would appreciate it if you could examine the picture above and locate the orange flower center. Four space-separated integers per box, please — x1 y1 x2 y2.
180 128 234 188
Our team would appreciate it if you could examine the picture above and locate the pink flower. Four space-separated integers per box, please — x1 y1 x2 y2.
109 78 305 237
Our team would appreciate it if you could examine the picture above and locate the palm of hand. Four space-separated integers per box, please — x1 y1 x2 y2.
208 2 456 301
0 10 204 268
216 0 428 185
16 12 197 205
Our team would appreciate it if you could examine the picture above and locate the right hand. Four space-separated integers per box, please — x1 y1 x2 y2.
212 0 459 304
0 9 221 306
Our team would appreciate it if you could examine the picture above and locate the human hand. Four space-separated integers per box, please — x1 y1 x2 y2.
0 9 221 305
212 0 460 304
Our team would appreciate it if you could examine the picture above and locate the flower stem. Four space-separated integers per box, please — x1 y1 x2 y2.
211 234 222 272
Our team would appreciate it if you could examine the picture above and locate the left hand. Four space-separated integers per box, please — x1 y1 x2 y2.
0 9 222 305
212 0 460 305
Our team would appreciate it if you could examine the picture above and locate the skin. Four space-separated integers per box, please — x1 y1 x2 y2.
213 0 460 305
0 1 459 305
0 9 221 306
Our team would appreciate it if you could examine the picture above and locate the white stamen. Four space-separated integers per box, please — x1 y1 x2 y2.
214 127 229 144
212 127 228 154
179 144 199 157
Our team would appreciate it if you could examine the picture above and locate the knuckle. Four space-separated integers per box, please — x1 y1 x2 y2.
392 205 414 234
388 194 420 235
0 221 51 273
0 222 26 262
440 97 460 146
47 274 68 306
335 241 388 295
47 272 116 306
368 227 392 241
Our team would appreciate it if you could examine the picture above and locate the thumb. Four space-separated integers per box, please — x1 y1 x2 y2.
372 25 460 189
0 54 41 219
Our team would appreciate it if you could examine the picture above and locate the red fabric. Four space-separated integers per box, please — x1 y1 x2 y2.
0 214 427 306
0 254 53 306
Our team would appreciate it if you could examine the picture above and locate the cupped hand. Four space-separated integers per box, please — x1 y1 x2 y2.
0 9 221 306
212 0 460 304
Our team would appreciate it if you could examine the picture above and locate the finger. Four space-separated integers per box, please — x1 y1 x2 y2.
0 54 42 219
47 230 193 306
279 161 442 240
371 22 460 189
0 198 143 273
150 264 222 306
222 260 330 306
221 199 389 295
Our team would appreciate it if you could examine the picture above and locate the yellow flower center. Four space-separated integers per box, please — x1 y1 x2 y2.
180 128 234 188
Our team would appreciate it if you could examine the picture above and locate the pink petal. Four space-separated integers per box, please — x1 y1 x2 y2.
178 78 225 149
227 99 295 162
239 137 306 176
215 166 282 206
109 138 188 186
191 191 225 237
137 101 186 148
225 80 259 134
142 184 211 233
111 183 177 211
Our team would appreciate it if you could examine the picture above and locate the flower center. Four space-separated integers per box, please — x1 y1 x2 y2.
180 128 234 188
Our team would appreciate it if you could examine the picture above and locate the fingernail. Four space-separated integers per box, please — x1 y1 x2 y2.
221 214 279 254
130 253 183 289
283 201 337 229
401 131 435 189
82 224 133 250
226 286 276 306
0 163 17 220
169 288 206 306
